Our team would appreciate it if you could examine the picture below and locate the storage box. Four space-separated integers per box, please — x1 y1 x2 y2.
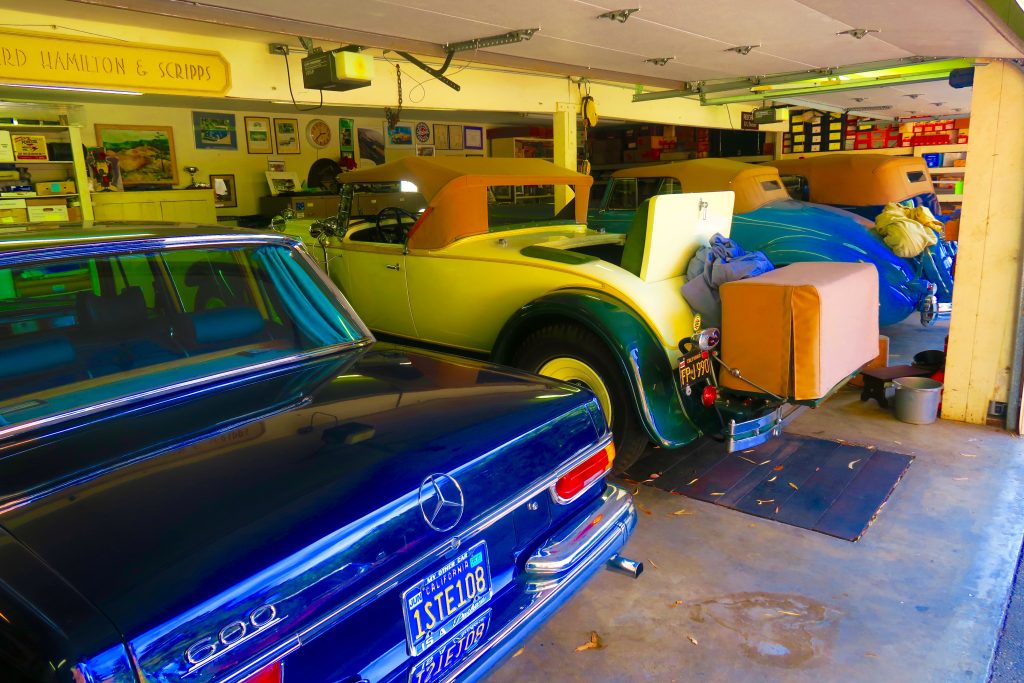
27 196 68 222
0 130 13 163
12 134 48 161
0 208 28 224
67 205 82 222
719 263 879 400
34 180 75 196
0 198 26 209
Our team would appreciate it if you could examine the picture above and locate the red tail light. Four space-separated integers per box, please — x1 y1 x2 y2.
701 385 718 408
553 443 615 503
241 662 282 683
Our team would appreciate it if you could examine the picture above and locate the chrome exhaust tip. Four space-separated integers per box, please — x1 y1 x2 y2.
606 554 643 578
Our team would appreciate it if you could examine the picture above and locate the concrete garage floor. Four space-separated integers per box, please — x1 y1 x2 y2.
488 369 1024 681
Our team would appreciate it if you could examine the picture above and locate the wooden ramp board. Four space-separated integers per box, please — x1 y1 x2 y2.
625 434 913 541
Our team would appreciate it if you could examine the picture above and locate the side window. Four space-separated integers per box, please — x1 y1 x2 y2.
660 178 682 194
163 249 256 313
780 174 810 201
606 179 637 210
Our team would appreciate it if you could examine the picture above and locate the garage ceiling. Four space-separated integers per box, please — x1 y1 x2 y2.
74 0 1024 118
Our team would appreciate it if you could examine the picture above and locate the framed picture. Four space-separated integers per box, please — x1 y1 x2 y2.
416 145 435 157
433 123 449 151
267 159 285 172
339 118 354 152
273 118 301 154
210 173 237 208
192 111 237 150
358 126 385 165
94 124 178 186
464 125 484 150
448 125 464 151
387 125 413 146
265 171 301 196
244 116 273 154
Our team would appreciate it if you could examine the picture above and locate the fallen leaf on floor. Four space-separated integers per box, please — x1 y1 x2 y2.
815 467 821 472
670 600 684 608
953 476 969 481
622 478 641 485
687 478 699 486
778 610 801 616
767 475 778 482
756 498 774 505
575 631 602 652
739 456 757 464
960 453 977 458
710 492 725 496
773 465 784 471
638 504 653 516
836 438 847 444
632 486 640 495
758 460 771 466
788 482 799 490
672 509 694 516
687 635 699 646
864 652 879 658
650 472 662 479
774 505 780 514
743 449 755 454
893 441 902 445
512 647 525 658
848 459 861 469
648 559 660 570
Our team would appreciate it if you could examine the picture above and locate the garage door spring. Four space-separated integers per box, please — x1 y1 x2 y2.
385 64 403 130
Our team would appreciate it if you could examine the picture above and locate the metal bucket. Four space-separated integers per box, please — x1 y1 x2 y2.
892 377 943 424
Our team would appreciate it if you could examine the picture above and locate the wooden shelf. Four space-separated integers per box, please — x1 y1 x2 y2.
0 124 71 131
4 160 74 165
914 143 969 155
929 167 967 175
938 195 964 203
0 193 79 199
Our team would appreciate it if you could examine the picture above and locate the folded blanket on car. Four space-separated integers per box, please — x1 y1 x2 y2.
874 203 942 257
683 233 774 326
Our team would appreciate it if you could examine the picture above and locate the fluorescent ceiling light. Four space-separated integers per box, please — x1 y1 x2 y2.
1018 0 1024 11
0 83 143 96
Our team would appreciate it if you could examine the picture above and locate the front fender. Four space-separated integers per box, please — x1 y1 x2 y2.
492 288 708 448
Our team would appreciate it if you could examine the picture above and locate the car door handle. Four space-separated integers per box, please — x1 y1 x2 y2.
386 263 401 271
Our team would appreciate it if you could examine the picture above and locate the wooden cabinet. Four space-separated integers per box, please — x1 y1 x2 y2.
0 124 93 224
260 194 340 220
490 137 554 160
92 189 217 224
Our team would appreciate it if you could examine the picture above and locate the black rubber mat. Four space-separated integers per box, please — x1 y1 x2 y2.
624 433 913 541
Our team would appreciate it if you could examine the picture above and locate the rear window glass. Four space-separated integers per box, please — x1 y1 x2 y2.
605 177 681 211
761 179 784 191
487 185 577 228
0 243 366 431
906 171 927 183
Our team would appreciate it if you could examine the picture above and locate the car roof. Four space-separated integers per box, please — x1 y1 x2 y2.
611 159 790 213
768 154 934 206
0 222 289 256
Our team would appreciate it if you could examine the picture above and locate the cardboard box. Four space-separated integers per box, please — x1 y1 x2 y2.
67 205 82 222
27 204 69 222
12 134 48 161
0 198 26 209
0 130 12 163
34 180 76 196
0 208 27 224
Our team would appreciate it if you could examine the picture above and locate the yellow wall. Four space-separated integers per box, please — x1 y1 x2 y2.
66 103 486 216
943 59 1024 424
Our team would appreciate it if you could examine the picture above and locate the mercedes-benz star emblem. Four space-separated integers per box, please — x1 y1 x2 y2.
418 473 465 532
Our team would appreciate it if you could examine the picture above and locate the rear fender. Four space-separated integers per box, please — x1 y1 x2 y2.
492 289 707 448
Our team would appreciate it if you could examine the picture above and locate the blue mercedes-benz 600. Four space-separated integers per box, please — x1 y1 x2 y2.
0 225 640 683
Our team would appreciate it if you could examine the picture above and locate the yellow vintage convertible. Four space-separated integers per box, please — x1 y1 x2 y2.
277 157 878 470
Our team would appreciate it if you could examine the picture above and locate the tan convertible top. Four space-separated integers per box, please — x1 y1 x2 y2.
612 159 790 213
341 157 593 250
768 154 934 206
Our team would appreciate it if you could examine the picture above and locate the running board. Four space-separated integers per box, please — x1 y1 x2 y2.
725 404 807 452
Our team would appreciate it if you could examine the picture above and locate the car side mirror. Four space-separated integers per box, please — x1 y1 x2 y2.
270 208 295 232
310 217 341 241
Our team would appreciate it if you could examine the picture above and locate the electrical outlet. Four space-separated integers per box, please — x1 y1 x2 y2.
269 43 289 55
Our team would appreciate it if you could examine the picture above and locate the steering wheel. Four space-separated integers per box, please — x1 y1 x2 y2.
374 207 418 244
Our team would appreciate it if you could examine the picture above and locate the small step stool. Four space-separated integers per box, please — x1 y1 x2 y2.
859 365 933 408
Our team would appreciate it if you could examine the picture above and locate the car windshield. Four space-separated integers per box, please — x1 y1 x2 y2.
0 241 368 433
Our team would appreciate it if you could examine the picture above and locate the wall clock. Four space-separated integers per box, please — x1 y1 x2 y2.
306 118 333 149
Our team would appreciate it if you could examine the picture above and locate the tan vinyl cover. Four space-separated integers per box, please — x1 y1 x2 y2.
768 154 934 206
339 157 593 251
719 262 879 400
612 159 790 213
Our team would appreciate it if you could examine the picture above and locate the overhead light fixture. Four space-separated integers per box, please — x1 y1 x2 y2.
445 28 539 52
930 101 945 107
0 83 143 95
598 8 639 23
904 93 922 99
851 97 867 102
644 57 673 66
725 44 759 56
837 28 879 39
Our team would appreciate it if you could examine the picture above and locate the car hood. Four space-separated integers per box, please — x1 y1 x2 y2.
0 344 603 681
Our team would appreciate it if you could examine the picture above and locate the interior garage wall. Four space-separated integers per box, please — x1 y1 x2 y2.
943 59 1024 424
67 103 487 216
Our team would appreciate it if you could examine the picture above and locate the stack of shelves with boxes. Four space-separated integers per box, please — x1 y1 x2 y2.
917 144 968 209
0 124 93 226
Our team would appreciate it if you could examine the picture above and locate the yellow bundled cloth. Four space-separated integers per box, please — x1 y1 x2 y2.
873 203 944 258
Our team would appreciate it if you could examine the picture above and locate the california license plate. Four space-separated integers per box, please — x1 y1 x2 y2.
402 540 492 655
679 350 713 387
408 610 490 683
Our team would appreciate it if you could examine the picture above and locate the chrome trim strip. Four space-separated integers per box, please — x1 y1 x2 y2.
526 485 634 575
210 429 613 683
727 406 783 435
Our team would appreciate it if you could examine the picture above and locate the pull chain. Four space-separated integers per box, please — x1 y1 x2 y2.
385 64 403 129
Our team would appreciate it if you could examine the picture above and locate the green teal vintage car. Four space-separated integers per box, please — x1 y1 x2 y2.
276 157 879 470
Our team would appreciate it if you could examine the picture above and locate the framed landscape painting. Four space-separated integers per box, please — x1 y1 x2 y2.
244 116 273 154
94 124 178 186
192 111 237 150
273 118 301 154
